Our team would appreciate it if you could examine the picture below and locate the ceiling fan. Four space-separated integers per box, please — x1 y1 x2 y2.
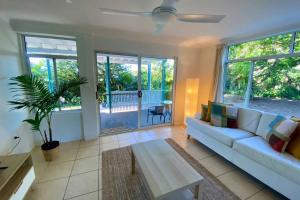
99 0 225 33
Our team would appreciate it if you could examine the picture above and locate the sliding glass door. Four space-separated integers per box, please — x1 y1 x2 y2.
140 57 175 127
97 53 139 134
96 53 176 135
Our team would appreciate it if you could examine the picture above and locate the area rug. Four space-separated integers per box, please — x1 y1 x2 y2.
102 138 240 200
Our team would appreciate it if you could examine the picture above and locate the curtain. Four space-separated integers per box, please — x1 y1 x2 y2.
209 44 227 103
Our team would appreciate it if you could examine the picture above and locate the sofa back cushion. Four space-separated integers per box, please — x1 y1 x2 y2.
256 112 278 138
238 108 262 133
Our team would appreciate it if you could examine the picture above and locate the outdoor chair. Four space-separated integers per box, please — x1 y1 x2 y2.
147 105 165 125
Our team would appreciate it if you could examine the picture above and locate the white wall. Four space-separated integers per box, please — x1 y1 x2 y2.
173 48 202 124
84 34 204 126
35 111 83 145
0 19 34 155
8 20 217 142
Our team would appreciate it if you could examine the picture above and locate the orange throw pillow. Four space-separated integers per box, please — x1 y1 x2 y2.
286 117 300 159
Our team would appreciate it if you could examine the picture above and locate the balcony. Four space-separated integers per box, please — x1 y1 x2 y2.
99 90 172 135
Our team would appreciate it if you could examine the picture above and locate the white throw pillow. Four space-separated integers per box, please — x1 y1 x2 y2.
256 112 278 139
237 108 262 133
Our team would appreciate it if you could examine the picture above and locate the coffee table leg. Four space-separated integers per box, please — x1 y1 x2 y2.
131 149 135 174
194 184 200 199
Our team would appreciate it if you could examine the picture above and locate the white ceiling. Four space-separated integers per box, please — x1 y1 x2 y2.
1 0 300 47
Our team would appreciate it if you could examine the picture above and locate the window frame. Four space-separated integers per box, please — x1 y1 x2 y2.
224 30 300 108
22 34 81 112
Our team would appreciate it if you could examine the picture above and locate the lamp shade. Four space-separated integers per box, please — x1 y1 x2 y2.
184 78 199 124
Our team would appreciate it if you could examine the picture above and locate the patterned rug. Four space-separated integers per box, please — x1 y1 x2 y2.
102 138 240 200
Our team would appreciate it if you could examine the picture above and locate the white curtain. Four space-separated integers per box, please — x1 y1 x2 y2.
209 44 227 103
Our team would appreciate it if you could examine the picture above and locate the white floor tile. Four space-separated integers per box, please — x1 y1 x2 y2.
65 171 98 199
72 156 99 175
218 170 265 199
26 178 68 200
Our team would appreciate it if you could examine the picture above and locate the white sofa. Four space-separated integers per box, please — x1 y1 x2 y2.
186 107 300 199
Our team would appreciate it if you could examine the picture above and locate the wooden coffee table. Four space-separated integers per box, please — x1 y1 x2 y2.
131 140 203 200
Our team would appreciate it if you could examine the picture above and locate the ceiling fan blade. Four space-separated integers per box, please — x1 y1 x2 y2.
99 8 152 17
177 14 225 23
161 0 179 7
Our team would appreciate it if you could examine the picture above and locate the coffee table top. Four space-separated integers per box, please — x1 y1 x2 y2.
131 140 203 200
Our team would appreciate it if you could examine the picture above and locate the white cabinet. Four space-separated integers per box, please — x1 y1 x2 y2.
9 167 35 200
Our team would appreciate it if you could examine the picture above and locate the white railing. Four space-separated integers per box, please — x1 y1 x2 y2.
100 90 171 113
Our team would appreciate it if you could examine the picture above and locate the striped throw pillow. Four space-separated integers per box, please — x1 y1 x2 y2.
210 103 238 128
210 103 227 127
266 115 298 152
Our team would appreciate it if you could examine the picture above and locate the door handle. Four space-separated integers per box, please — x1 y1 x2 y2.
138 90 142 98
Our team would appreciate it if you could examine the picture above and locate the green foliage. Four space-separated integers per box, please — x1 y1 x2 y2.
229 33 292 60
295 32 300 53
225 62 250 97
253 58 300 100
225 32 300 102
97 63 138 103
9 74 87 143
29 58 81 109
97 59 174 103
56 60 81 107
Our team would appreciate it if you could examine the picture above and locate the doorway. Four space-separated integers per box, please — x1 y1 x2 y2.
96 53 176 135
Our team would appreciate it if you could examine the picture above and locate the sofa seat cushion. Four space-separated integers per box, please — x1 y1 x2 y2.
233 136 300 184
186 117 254 147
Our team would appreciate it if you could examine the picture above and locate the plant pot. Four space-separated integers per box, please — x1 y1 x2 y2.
41 141 60 161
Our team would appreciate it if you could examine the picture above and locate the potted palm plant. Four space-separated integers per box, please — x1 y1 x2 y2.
9 74 87 161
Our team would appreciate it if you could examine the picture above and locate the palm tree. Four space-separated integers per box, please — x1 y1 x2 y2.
9 74 87 147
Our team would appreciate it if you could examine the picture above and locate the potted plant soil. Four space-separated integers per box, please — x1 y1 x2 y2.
9 75 87 161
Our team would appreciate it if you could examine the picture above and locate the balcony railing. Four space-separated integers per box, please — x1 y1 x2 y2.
100 90 172 113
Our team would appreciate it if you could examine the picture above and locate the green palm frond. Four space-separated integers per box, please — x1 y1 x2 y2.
9 75 53 108
9 74 87 143
8 100 33 110
23 117 41 132
54 76 88 101
23 111 46 143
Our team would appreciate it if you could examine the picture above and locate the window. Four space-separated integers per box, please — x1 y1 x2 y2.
224 62 251 106
228 33 292 60
295 32 300 53
224 32 300 117
25 36 81 111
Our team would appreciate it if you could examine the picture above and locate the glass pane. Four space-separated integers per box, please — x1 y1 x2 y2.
25 36 77 56
228 33 292 60
140 58 175 127
29 57 56 93
295 32 300 53
96 53 139 135
224 62 251 106
250 57 300 117
56 59 81 110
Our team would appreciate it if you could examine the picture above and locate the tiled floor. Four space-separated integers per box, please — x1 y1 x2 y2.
25 126 285 200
